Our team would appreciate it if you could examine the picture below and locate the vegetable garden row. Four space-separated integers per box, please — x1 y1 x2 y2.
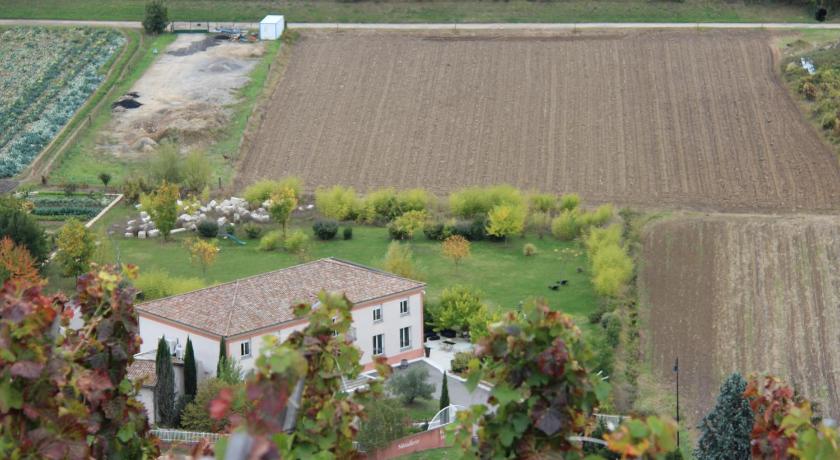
0 27 124 177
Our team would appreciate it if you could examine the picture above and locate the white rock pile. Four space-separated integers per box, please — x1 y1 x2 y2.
123 196 272 238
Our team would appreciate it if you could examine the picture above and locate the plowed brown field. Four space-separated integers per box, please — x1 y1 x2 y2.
239 29 840 212
641 215 840 422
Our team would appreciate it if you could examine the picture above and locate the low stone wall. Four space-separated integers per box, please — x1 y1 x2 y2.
364 427 447 460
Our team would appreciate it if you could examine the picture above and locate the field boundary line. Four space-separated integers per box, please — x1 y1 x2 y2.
6 19 840 30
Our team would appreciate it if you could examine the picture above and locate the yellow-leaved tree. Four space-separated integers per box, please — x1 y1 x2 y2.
0 237 40 284
441 234 470 268
186 237 219 275
56 219 95 277
142 181 180 241
268 186 298 239
486 204 525 243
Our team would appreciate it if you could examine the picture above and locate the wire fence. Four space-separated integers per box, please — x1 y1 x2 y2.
150 428 227 444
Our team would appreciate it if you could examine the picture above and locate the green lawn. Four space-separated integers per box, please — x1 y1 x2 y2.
0 0 822 24
60 207 598 323
49 32 177 186
400 398 440 423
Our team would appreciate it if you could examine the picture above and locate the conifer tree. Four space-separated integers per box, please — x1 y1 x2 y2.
217 336 227 378
183 337 197 402
154 337 176 427
695 373 753 460
439 371 450 410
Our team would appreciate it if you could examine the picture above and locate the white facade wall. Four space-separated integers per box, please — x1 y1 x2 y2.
138 387 155 425
138 317 219 382
140 290 424 381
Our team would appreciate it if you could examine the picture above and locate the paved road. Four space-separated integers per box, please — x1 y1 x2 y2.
4 18 840 30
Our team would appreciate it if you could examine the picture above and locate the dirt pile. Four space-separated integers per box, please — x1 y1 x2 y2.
100 34 264 157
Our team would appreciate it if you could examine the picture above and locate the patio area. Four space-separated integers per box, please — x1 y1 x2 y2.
424 336 474 372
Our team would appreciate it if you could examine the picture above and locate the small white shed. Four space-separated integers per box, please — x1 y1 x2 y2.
259 15 285 41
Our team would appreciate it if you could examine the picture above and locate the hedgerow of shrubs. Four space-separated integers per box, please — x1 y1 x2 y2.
312 219 339 240
585 225 634 298
243 177 303 206
314 185 360 221
449 184 523 218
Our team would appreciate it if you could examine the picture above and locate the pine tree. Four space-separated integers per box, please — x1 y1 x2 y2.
439 371 450 410
695 373 753 460
154 337 176 427
183 337 197 402
217 336 227 378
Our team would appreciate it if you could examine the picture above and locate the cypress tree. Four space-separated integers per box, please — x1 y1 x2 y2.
216 336 227 378
439 371 450 410
694 373 753 460
183 336 197 401
154 337 176 427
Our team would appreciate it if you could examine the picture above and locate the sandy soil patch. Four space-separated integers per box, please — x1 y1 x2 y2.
101 34 264 156
641 214 840 423
239 29 840 212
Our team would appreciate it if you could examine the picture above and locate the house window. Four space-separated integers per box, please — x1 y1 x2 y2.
400 326 411 350
373 305 383 323
399 299 409 316
372 334 384 356
240 340 251 358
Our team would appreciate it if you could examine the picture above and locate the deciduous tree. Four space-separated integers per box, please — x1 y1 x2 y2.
383 241 420 280
268 186 297 239
486 204 525 242
0 237 40 284
356 398 409 451
432 285 488 335
143 0 169 35
0 197 48 263
388 367 434 405
186 237 219 275
56 218 95 277
142 181 179 241
442 234 471 267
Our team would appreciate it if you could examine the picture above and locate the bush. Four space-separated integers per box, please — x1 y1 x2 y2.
182 149 212 193
361 188 400 223
450 351 476 375
486 204 526 241
283 230 310 259
142 0 169 34
588 203 614 227
242 223 262 239
432 285 488 334
559 193 581 211
591 244 634 297
602 312 622 348
196 219 219 238
527 211 552 238
135 269 205 301
387 367 434 405
551 210 579 240
312 219 339 240
315 186 359 221
342 226 353 240
423 220 446 240
529 193 556 213
150 142 182 186
243 177 303 207
383 241 419 279
584 225 623 255
356 399 410 451
397 188 432 213
523 243 537 256
180 379 247 432
0 199 49 263
122 177 151 204
258 230 283 251
62 183 78 196
387 210 427 240
449 185 523 218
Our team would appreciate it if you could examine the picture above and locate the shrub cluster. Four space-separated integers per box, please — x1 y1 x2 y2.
243 223 262 239
449 184 523 218
243 177 303 206
584 225 634 298
135 269 206 300
196 219 219 238
312 219 339 240
314 186 433 224
551 203 614 241
258 230 283 251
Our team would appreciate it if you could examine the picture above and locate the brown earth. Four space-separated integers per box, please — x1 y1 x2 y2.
640 214 840 423
239 29 840 212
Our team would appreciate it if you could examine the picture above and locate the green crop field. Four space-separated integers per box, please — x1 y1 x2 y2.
0 27 124 178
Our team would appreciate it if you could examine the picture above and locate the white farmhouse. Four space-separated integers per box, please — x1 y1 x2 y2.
135 258 426 383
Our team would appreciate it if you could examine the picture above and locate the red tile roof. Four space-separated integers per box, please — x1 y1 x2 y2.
127 360 157 387
137 258 424 337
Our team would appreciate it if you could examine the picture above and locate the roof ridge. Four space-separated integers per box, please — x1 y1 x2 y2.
326 257 425 285
224 280 240 337
137 258 333 309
